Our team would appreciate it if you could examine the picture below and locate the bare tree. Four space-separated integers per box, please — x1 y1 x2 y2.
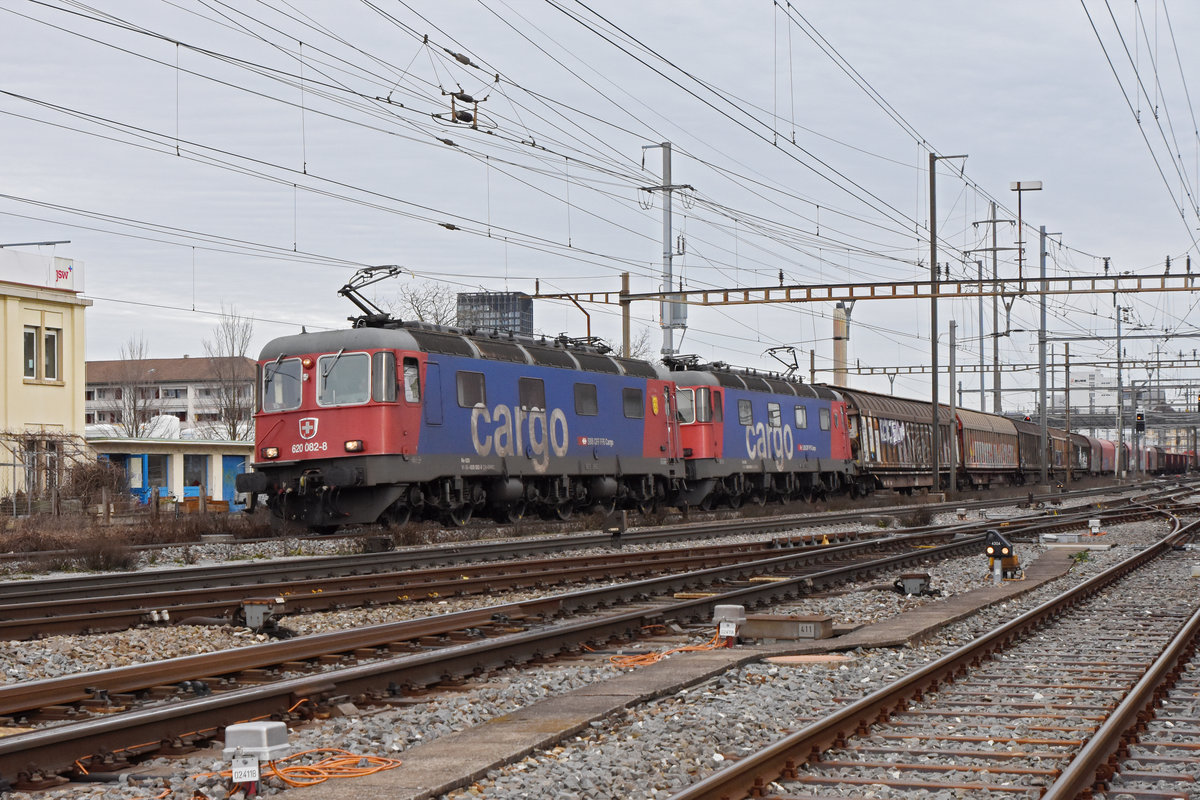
200 305 256 441
384 282 459 326
627 327 655 361
100 336 161 437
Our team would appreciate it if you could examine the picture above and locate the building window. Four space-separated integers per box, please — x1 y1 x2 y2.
23 327 38 378
43 328 59 381
184 454 208 488
85 389 95 401
22 325 62 382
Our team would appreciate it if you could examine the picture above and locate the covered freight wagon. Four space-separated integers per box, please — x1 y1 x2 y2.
840 389 953 491
954 409 1019 487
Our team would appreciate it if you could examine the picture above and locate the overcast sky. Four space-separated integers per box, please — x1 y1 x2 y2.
3 1 1199 410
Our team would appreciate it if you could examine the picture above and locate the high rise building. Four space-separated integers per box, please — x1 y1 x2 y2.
456 291 533 335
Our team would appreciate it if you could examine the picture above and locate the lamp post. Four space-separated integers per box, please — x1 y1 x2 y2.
1010 181 1042 281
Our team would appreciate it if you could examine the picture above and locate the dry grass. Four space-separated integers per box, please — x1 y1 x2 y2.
2 511 274 572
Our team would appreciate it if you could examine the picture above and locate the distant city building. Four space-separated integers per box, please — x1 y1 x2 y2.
0 249 91 501
85 355 255 440
456 291 533 335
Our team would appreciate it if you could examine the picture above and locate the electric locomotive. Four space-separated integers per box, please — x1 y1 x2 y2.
663 358 854 507
237 323 683 530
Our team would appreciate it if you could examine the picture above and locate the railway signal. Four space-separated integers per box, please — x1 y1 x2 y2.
985 530 1019 583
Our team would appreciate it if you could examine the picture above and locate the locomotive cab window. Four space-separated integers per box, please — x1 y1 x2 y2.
695 387 713 422
676 388 696 424
519 377 546 411
318 351 370 406
574 383 598 415
402 357 421 403
795 406 807 429
738 398 753 425
456 371 486 408
622 387 644 419
262 358 302 412
373 352 397 402
819 408 831 431
767 402 782 428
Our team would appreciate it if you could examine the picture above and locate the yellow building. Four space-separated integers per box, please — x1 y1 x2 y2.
0 249 91 500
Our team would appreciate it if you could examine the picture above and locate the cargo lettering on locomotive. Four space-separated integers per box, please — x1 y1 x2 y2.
744 422 795 468
470 403 569 472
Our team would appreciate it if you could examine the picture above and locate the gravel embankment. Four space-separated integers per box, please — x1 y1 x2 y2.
0 504 1178 799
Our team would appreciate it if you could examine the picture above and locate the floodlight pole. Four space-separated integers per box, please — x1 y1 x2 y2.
929 153 967 492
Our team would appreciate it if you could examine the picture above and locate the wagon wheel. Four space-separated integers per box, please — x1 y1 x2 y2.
749 492 767 507
636 498 658 516
551 503 574 521
697 495 715 512
725 494 743 510
311 525 339 535
444 504 474 527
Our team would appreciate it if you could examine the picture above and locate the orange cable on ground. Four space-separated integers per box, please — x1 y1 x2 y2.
610 631 724 669
192 748 402 788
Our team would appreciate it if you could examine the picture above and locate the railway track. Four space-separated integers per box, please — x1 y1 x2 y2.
0 479 1166 575
0 498 1166 639
0 508 1083 789
669 508 1200 800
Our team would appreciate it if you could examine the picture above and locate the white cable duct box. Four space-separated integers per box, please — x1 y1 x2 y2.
222 720 291 760
713 604 746 638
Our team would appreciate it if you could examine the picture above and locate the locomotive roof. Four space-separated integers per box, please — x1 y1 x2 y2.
661 366 840 400
256 324 659 378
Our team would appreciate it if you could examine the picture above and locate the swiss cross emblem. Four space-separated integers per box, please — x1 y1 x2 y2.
299 417 318 440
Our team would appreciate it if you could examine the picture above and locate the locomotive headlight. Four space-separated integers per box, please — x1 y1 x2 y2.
302 357 314 368
344 440 364 452
261 446 280 459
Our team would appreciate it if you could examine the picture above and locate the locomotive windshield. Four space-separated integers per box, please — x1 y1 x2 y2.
318 351 370 406
262 358 302 412
675 388 713 425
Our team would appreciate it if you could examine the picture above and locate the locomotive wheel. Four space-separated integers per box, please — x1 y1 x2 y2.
378 505 412 528
311 525 338 535
444 504 474 527
590 499 616 517
493 502 526 524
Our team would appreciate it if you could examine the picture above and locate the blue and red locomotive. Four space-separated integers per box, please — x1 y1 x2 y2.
236 275 1188 531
